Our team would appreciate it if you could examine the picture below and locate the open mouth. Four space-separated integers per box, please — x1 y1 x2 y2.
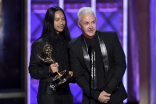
88 30 94 33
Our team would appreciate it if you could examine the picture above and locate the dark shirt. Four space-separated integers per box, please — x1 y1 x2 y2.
84 33 105 90
52 33 70 72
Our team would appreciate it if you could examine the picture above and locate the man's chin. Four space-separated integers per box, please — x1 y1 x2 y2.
88 33 95 37
83 32 95 38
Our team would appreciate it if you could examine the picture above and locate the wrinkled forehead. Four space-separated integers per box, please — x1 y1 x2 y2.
80 13 96 22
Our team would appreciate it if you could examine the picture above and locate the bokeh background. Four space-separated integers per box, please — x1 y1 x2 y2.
0 0 155 104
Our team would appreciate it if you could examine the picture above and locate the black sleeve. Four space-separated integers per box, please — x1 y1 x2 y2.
104 32 126 94
28 42 52 79
69 44 101 100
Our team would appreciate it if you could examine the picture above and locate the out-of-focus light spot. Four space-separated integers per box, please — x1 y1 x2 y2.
74 4 78 7
34 4 38 8
82 3 86 7
42 4 45 9
99 3 102 7
49 4 53 7
67 4 70 7
106 3 110 6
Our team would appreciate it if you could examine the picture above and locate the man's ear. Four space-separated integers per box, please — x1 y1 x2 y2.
78 21 81 28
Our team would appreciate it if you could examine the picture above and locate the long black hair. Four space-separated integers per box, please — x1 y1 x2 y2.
40 6 71 44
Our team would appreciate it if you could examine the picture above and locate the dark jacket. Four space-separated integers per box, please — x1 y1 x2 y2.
28 34 71 94
69 30 127 104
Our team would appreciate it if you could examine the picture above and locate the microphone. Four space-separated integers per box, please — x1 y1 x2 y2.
89 38 96 104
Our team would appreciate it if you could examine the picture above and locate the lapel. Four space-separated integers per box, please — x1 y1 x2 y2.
81 36 90 72
97 32 109 77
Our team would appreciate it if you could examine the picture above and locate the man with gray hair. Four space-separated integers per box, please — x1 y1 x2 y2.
69 7 127 104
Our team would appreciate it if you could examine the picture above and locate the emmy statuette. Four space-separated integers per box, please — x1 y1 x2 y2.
37 44 72 91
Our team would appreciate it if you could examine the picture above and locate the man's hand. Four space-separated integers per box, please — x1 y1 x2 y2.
98 90 111 103
69 71 73 77
49 62 59 73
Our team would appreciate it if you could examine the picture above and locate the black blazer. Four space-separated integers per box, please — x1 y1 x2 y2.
28 37 72 94
69 30 127 104
28 38 53 80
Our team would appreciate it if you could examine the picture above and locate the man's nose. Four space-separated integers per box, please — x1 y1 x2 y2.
89 23 93 28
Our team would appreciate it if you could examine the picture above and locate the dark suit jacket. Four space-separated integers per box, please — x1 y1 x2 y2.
28 37 72 94
69 30 127 104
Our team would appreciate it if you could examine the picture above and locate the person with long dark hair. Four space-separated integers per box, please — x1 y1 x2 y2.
28 6 73 104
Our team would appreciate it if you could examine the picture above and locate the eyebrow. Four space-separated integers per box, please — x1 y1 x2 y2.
84 20 95 23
